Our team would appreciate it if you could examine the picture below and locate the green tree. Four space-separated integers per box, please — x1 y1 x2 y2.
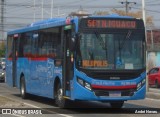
93 11 109 15
111 9 154 27
0 41 6 57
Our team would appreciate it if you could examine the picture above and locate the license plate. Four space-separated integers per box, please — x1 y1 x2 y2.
109 91 121 97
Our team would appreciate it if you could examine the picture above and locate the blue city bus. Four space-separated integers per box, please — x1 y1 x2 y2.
6 15 146 108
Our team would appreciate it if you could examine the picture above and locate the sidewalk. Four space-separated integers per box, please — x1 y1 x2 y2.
146 88 160 99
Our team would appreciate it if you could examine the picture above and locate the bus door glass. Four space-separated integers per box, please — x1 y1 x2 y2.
12 34 19 87
6 36 13 86
63 24 75 95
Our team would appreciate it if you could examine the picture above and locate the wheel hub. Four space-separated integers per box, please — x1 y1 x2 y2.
58 88 63 101
21 84 24 95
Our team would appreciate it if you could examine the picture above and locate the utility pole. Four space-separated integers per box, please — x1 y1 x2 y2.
0 0 5 40
33 0 36 22
41 0 44 20
142 0 146 28
51 0 54 18
120 0 136 15
142 0 149 92
151 29 154 50
58 7 60 17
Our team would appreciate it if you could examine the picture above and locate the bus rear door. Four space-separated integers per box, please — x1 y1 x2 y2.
12 34 19 87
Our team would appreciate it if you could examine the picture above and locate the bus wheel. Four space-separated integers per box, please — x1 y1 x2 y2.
55 83 68 108
20 76 28 99
110 101 124 108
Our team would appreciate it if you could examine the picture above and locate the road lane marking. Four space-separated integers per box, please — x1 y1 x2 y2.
23 102 73 117
22 102 42 108
11 114 26 117
59 114 73 117
1 95 73 117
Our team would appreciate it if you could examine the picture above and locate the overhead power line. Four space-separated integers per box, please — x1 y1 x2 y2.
120 0 136 15
131 6 160 14
2 2 123 8
3 16 42 19
146 0 160 4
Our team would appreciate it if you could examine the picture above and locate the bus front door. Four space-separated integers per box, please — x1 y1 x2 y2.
63 29 74 96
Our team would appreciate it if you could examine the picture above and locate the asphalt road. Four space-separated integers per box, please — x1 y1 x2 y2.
0 83 160 117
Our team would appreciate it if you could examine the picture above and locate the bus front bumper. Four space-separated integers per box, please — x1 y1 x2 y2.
72 82 146 101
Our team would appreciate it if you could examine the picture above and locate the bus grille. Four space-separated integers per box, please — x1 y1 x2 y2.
79 68 145 80
93 89 135 97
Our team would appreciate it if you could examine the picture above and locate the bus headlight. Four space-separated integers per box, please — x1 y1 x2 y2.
84 82 91 90
137 82 142 91
77 78 84 86
137 78 146 91
77 77 92 91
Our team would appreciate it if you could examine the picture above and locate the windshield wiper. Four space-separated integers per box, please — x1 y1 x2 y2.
119 30 132 50
94 31 107 50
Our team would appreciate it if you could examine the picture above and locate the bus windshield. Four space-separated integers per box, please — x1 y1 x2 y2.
76 31 145 70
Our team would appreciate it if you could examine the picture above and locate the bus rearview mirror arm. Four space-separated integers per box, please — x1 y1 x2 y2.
69 34 80 51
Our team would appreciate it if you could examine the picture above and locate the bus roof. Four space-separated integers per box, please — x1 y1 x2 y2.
7 17 78 35
7 14 140 35
89 14 135 19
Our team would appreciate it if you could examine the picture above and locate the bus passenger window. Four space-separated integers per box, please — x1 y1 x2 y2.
37 27 62 59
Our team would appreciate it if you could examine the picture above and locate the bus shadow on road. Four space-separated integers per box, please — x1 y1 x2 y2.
12 93 155 114
13 94 57 107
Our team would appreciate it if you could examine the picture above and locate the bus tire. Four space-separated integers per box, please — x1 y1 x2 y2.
55 83 68 108
20 76 28 99
110 101 124 108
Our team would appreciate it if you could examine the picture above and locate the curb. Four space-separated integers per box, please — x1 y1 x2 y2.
146 92 160 99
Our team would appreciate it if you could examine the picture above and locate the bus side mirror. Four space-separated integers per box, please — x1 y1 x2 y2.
69 33 80 51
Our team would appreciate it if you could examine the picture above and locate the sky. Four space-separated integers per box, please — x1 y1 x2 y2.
3 0 160 33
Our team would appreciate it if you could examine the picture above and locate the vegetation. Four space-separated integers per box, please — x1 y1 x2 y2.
0 41 6 58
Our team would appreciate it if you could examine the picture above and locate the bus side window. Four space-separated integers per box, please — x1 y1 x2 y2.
18 33 25 57
37 27 62 59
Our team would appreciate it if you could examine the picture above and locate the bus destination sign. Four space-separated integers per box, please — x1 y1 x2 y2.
87 19 136 29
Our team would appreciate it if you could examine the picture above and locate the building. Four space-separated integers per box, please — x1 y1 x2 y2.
147 29 160 70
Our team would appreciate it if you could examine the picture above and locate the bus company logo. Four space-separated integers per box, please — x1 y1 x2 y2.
92 80 115 86
47 60 54 78
2 109 11 114
36 65 47 73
